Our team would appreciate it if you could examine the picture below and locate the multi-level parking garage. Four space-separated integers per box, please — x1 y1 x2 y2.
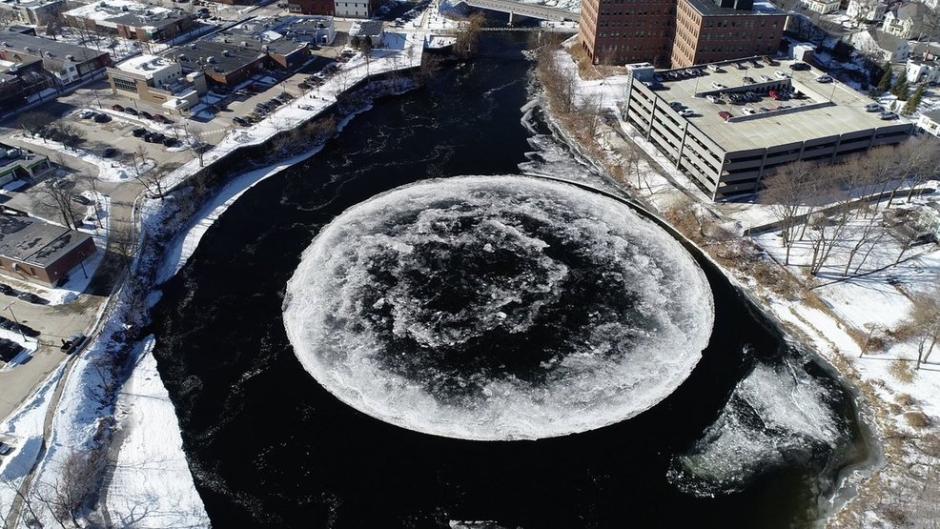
623 57 913 200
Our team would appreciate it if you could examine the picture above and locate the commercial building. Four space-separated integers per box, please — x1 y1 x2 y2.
0 143 51 185
287 0 334 16
63 0 195 42
0 55 52 111
349 19 382 47
107 54 206 110
163 40 265 86
579 0 786 67
0 0 68 25
0 30 112 85
671 0 786 68
212 18 311 69
622 58 912 200
335 0 375 18
0 214 96 287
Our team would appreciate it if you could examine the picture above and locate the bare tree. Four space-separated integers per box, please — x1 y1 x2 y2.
454 12 486 58
761 161 813 265
131 146 164 200
36 180 81 229
902 289 940 369
31 450 105 529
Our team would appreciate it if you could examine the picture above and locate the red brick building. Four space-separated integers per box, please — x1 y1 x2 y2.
288 0 335 16
671 0 786 67
579 0 786 67
0 215 96 287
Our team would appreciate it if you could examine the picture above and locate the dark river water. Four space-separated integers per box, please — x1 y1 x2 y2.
150 34 867 529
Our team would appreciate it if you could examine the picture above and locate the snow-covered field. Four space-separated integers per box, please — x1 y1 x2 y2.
104 337 209 529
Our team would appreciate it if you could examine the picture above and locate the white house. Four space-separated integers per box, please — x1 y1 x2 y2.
906 42 940 82
802 0 841 14
334 0 372 18
917 109 940 136
849 28 914 62
846 0 888 22
882 2 932 39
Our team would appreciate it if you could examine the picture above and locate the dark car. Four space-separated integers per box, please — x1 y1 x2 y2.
71 194 93 205
125 107 138 116
153 114 172 124
233 117 248 126
102 147 118 158
144 132 158 143
140 111 153 120
789 62 811 71
162 137 180 147
93 113 111 123
111 104 125 112
132 127 147 137
0 442 12 456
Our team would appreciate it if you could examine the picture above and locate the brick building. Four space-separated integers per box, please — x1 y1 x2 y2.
0 215 96 287
287 0 334 16
671 0 785 67
579 0 786 67
63 0 194 43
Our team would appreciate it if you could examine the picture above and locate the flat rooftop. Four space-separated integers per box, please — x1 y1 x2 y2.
0 29 108 64
685 0 782 16
65 0 172 21
164 41 264 75
642 57 908 153
0 215 91 267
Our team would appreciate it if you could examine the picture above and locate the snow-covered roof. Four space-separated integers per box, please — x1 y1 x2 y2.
116 54 177 78
65 0 173 23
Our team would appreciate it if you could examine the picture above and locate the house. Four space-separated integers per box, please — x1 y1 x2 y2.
0 30 112 86
917 108 940 136
107 54 206 111
801 0 841 14
0 0 68 25
846 0 888 22
882 1 933 39
163 41 265 86
63 0 195 43
906 42 940 82
848 28 913 62
0 214 96 287
349 20 383 47
0 144 51 185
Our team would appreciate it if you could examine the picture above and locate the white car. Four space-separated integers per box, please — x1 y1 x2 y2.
679 109 695 117
774 70 790 79
865 103 882 112
759 75 773 82
742 106 757 115
815 75 833 83
711 82 726 89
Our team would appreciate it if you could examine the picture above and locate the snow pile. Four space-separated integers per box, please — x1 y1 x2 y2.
284 176 714 440
104 337 209 529
669 361 844 497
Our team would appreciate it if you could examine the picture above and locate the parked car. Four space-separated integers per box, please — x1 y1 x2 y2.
789 62 811 71
742 106 757 115
71 195 93 205
865 103 883 112
124 107 138 116
678 109 695 117
162 137 180 147
93 113 111 123
815 75 833 83
880 111 898 120
111 104 125 112
0 442 12 456
233 117 249 126
102 147 117 158
153 114 172 124
774 70 790 79
718 111 733 122
140 111 153 120
79 110 95 119
144 132 159 143
131 127 147 137
710 82 726 89
742 76 756 84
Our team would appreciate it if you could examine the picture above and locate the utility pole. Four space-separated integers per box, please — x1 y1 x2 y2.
3 302 26 343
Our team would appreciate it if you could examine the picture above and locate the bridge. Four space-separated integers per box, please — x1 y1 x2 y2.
458 0 580 24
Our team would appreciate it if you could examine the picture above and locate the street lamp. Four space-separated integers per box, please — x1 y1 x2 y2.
3 302 26 343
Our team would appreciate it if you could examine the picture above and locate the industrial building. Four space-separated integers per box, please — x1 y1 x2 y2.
163 41 266 86
0 215 96 287
0 0 68 25
622 58 913 200
63 0 195 43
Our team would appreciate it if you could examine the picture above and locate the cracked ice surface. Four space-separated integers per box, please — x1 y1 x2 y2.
282 176 714 440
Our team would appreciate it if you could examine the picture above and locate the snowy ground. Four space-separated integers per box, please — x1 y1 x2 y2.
15 134 154 183
104 337 209 529
0 364 66 523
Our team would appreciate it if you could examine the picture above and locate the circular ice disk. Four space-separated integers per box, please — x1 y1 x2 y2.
283 176 714 440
